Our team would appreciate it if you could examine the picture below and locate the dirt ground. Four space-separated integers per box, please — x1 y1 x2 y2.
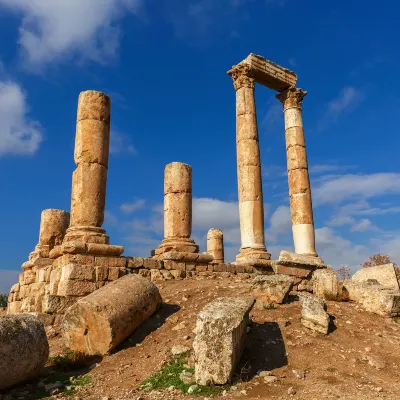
3 276 400 400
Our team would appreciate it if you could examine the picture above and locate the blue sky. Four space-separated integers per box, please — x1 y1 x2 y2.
0 0 399 292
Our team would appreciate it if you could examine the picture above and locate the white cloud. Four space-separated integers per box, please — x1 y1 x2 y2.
110 130 137 155
0 80 42 156
350 218 376 232
120 199 146 214
327 215 355 227
0 270 19 294
0 0 142 70
267 205 291 243
309 163 355 175
318 87 364 130
313 173 400 205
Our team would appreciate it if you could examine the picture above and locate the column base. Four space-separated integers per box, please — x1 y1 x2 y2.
63 226 109 245
154 237 199 255
236 247 271 262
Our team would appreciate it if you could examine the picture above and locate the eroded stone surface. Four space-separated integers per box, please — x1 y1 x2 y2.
193 296 254 385
251 274 294 308
352 264 400 290
206 228 224 264
0 314 49 389
298 293 330 335
62 274 162 355
312 268 339 300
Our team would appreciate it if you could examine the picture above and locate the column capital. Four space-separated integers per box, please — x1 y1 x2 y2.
276 87 307 110
227 64 255 91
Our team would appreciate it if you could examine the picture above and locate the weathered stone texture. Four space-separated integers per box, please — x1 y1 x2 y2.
0 314 49 389
352 264 400 290
251 274 294 308
62 274 162 355
298 293 330 335
193 296 254 385
206 228 224 264
312 268 339 300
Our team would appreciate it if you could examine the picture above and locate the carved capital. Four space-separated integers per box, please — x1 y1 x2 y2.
227 64 255 91
276 87 307 109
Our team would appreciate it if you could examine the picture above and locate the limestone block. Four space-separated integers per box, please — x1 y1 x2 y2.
251 275 294 308
7 301 22 314
87 243 124 256
62 253 95 266
62 241 87 254
285 126 305 148
57 280 97 297
32 257 54 268
157 251 213 263
163 260 186 271
61 264 95 281
37 269 47 283
278 251 325 267
352 264 400 290
164 162 191 194
274 264 313 278
95 256 126 268
127 257 144 268
150 269 164 282
160 270 173 280
108 267 126 281
62 274 162 355
96 266 109 281
289 194 314 225
38 209 70 251
342 280 400 317
312 269 339 300
237 165 263 202
138 269 151 278
75 119 110 166
70 162 107 227
194 297 254 385
77 90 110 123
23 270 36 285
286 145 308 170
237 138 261 167
298 293 330 335
206 229 224 264
143 258 162 269
170 270 186 279
10 283 20 293
42 295 78 314
18 272 24 285
0 314 49 389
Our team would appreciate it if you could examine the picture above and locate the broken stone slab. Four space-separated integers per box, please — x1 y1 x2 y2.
278 251 325 268
251 274 294 309
298 293 330 335
352 264 400 290
62 274 162 355
312 268 339 300
0 314 49 390
193 296 254 385
342 280 400 317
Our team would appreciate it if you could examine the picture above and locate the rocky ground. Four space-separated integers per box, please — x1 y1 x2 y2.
2 276 400 400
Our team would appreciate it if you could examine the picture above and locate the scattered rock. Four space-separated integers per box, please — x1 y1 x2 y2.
188 384 198 394
292 369 306 380
171 345 190 356
312 269 339 300
352 264 400 290
298 293 330 334
288 387 297 395
264 376 278 384
179 370 194 384
251 275 294 309
172 322 186 331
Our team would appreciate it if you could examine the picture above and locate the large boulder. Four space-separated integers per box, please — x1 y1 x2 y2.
62 274 162 355
298 293 330 335
312 268 339 300
352 264 399 290
251 274 294 308
0 314 49 389
193 296 254 385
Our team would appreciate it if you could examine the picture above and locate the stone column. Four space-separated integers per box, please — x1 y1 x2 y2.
63 90 110 245
276 88 318 257
228 64 270 261
34 209 70 258
155 162 198 255
207 228 224 264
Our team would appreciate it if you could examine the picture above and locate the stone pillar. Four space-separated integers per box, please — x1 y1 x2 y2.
33 209 70 258
276 88 318 257
228 64 270 261
207 228 224 264
63 90 110 245
155 162 198 255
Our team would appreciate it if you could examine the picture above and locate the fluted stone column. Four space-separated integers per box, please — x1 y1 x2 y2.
34 210 70 258
276 88 318 257
64 90 110 244
155 162 199 254
207 228 224 264
228 64 270 261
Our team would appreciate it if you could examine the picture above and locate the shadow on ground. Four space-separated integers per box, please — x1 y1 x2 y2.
236 321 288 382
114 302 181 353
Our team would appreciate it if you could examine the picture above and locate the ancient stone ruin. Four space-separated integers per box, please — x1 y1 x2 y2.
3 53 400 394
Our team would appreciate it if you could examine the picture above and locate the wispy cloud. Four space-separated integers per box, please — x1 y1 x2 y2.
120 199 146 214
0 80 42 156
309 163 356 175
318 87 364 130
0 0 142 71
110 130 137 155
350 218 378 233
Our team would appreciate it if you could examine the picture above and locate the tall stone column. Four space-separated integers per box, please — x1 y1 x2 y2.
276 88 318 257
228 64 270 261
63 90 110 245
34 209 70 258
207 228 224 264
155 162 199 255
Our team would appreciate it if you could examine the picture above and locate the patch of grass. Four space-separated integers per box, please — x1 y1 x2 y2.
263 303 276 310
326 367 336 373
140 354 228 396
